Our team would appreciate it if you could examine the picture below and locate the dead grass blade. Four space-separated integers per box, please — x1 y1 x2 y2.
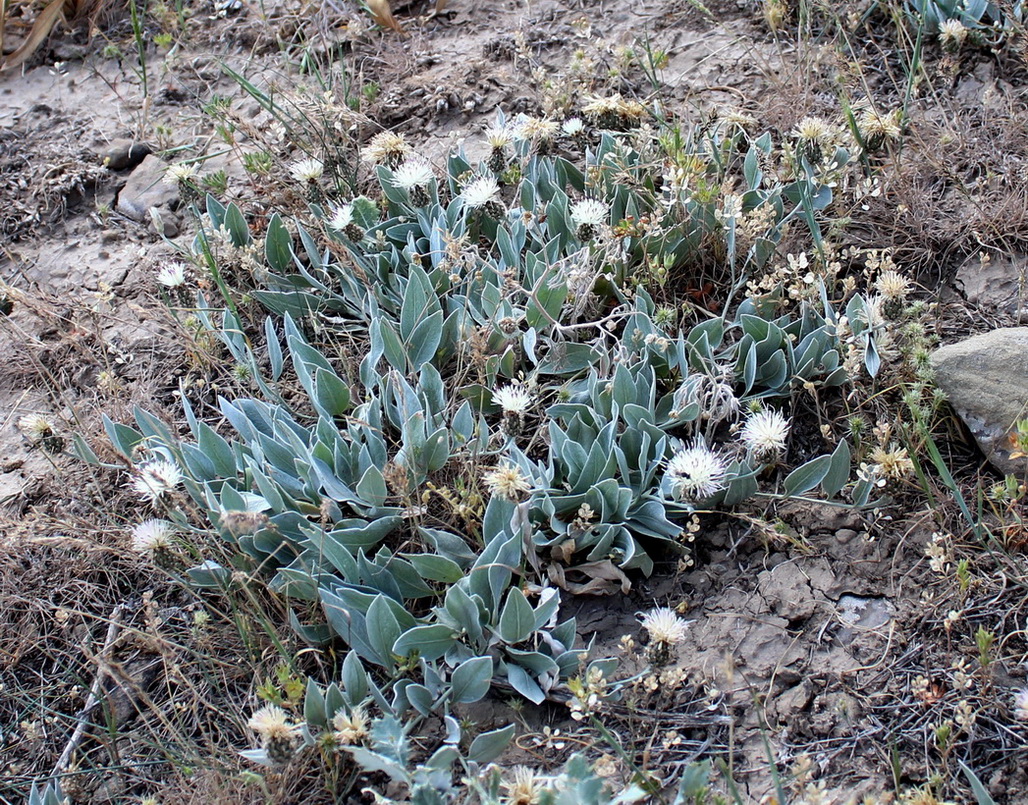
0 0 100 73
365 0 405 34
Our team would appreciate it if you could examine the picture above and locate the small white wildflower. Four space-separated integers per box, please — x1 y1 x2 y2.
875 269 911 301
1014 689 1028 721
362 131 410 165
391 159 434 190
248 704 294 739
328 204 355 231
130 459 183 503
17 414 55 440
719 193 744 221
289 157 324 183
493 384 533 414
740 409 790 459
504 766 549 805
162 162 197 184
156 262 187 288
514 116 560 141
939 19 968 50
130 519 175 553
485 126 513 149
483 462 533 501
666 442 728 502
570 198 608 228
640 607 690 646
332 706 369 745
562 117 585 136
460 175 502 209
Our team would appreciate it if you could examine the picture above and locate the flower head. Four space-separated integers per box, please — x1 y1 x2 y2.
858 109 902 148
328 203 355 231
503 766 549 805
640 607 690 647
18 414 55 440
493 384 533 414
156 262 187 288
485 126 513 149
666 442 728 502
793 116 834 143
391 159 434 190
362 131 410 165
1013 689 1028 721
162 162 197 185
570 198 608 228
289 157 324 183
875 269 911 301
460 175 502 209
514 116 559 142
740 409 790 459
869 444 914 480
562 117 585 136
247 704 294 740
939 19 968 50
483 462 533 501
332 706 369 746
130 459 182 503
130 519 175 553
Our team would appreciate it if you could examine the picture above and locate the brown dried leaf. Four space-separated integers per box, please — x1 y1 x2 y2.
365 0 405 34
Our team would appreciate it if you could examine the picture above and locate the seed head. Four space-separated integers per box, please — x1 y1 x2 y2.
331 706 369 746
514 116 560 142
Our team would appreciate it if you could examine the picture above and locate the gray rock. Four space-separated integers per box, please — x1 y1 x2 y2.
116 155 179 222
931 327 1028 474
101 139 151 171
955 253 1028 319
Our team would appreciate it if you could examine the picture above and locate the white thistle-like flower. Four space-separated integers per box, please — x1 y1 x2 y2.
130 519 175 553
162 162 197 184
570 198 608 228
332 706 369 745
328 204 355 231
1013 689 1028 721
939 19 968 48
391 159 434 190
493 384 533 414
483 463 533 501
485 126 513 149
640 607 690 647
793 116 835 143
503 766 549 805
289 157 324 183
131 459 183 503
514 116 560 141
740 409 790 459
17 414 55 440
875 269 911 301
156 262 187 288
666 442 728 502
247 704 295 739
562 117 585 136
362 131 410 164
461 175 501 209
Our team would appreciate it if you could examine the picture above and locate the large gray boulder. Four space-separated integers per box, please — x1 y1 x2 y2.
931 328 1028 475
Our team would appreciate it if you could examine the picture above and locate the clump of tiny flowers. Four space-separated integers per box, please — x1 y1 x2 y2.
362 131 410 167
739 408 790 460
567 666 607 721
130 519 176 554
665 441 729 503
483 462 533 501
570 198 607 240
130 459 183 504
247 704 302 766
